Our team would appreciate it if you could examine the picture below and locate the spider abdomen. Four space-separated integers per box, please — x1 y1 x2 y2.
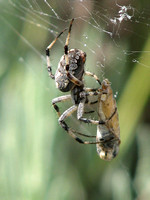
55 49 86 92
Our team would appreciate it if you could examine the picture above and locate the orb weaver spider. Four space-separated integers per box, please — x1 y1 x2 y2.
46 19 102 140
46 19 120 160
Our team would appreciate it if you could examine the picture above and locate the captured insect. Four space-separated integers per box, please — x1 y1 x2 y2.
46 19 102 143
96 79 120 161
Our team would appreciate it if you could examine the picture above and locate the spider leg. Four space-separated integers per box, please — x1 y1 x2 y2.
78 88 110 128
46 28 67 79
84 110 95 114
55 98 119 144
84 100 98 114
59 105 77 123
52 95 72 117
77 90 107 125
64 18 74 65
83 99 99 114
58 105 119 144
51 93 100 143
81 90 101 96
84 71 101 86
88 100 98 105
66 71 84 86
52 93 116 144
58 104 105 144
64 19 84 86
77 100 104 125
58 105 85 143
77 104 119 144
60 121 102 144
79 105 118 125
84 88 108 96
79 91 99 114
61 120 103 144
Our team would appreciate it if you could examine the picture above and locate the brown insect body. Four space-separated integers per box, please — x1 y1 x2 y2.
96 79 120 161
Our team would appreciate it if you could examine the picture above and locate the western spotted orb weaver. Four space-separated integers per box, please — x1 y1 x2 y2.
46 19 102 141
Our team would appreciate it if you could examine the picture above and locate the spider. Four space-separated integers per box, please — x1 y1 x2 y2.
46 19 102 142
46 19 120 160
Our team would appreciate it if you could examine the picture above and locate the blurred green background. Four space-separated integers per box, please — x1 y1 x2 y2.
0 0 150 200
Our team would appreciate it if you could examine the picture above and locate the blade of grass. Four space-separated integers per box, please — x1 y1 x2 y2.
118 36 150 156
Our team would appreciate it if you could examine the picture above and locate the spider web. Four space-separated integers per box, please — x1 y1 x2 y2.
1 0 150 136
2 0 150 71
